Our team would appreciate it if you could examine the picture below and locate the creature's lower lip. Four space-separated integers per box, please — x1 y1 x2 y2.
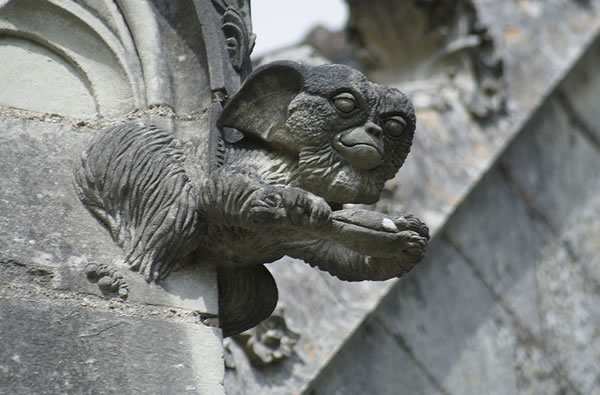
332 137 383 170
345 142 383 155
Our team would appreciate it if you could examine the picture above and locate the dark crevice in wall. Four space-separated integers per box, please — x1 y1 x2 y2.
372 313 453 395
0 104 210 129
0 264 213 328
556 90 600 153
497 162 558 236
0 258 56 286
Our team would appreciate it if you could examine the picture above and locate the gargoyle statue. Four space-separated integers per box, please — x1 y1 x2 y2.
74 61 429 336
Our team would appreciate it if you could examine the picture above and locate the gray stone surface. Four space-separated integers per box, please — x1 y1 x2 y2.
375 238 519 395
0 0 140 117
474 0 600 112
0 118 122 269
559 34 600 147
442 167 545 337
499 97 600 234
306 319 445 395
442 90 600 340
0 297 224 394
0 1 230 393
534 190 600 394
0 116 218 314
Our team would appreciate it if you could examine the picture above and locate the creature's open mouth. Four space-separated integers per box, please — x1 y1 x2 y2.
332 135 383 170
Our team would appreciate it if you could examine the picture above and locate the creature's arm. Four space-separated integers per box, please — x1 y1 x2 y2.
198 170 428 281
197 166 331 231
282 209 429 281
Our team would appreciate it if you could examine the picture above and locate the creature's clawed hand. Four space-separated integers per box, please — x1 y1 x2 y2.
250 187 331 228
393 215 429 260
326 209 429 260
394 214 429 236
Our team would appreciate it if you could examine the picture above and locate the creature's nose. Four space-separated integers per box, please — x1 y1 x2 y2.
365 121 383 137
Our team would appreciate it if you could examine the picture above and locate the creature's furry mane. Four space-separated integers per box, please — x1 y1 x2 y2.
73 123 200 281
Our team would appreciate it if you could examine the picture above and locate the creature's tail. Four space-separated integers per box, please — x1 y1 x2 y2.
73 123 200 281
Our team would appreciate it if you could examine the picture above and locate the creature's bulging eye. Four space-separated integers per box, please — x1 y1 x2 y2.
383 117 407 138
332 92 357 113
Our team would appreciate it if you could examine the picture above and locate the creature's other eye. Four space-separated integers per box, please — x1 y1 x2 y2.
383 116 407 138
332 92 358 113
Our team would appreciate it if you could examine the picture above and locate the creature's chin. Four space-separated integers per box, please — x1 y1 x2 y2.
294 143 386 204
301 166 384 205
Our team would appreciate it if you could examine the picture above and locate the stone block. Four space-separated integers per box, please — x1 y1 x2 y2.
0 115 218 315
0 298 224 394
512 331 576 395
306 319 443 395
376 238 520 395
0 118 119 268
443 166 545 336
534 190 600 394
560 35 600 146
310 231 575 395
56 262 218 314
499 96 600 233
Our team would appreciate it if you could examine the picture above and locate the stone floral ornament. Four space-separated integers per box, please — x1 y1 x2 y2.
73 60 429 337
231 312 300 368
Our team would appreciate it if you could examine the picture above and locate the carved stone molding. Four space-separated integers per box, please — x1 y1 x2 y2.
0 0 146 117
211 0 255 76
0 0 254 118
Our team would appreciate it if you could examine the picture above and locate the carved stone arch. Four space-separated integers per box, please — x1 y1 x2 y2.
0 0 147 117
113 0 174 107
0 30 99 117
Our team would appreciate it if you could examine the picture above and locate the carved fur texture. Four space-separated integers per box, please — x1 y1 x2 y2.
74 61 429 336
73 124 199 282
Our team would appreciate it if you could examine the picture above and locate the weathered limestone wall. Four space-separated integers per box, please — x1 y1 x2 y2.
0 1 226 393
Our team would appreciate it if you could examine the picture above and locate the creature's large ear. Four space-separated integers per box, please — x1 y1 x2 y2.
218 60 305 141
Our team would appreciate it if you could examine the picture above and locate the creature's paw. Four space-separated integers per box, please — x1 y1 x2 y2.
394 230 428 261
84 263 129 298
249 187 331 228
365 227 428 280
393 214 429 240
330 209 429 260
384 215 429 260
